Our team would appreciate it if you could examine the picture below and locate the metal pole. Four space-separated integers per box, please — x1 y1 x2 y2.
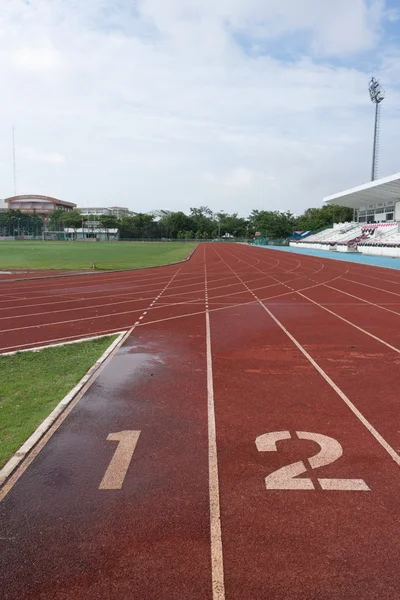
371 102 378 181
12 127 17 196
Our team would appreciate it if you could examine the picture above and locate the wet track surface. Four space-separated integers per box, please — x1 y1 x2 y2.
2 243 400 599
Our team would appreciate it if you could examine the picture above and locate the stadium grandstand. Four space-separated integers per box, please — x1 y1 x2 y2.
290 172 400 257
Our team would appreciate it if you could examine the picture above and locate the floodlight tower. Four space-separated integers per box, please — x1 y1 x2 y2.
369 76 385 181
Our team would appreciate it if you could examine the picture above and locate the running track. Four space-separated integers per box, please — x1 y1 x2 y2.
2 243 400 598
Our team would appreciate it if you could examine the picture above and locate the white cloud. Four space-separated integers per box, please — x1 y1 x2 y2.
20 146 66 164
205 168 258 187
13 46 63 72
0 0 397 215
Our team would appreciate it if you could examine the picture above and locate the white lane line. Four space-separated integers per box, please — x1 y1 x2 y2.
0 259 314 317
134 275 366 331
0 295 157 322
213 245 400 469
0 264 202 302
342 277 400 298
259 300 400 468
205 262 225 600
345 270 400 288
297 291 400 355
0 267 186 350
0 271 186 334
242 247 400 332
325 284 400 317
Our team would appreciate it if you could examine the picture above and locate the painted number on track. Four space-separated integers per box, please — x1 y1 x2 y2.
99 430 141 490
255 431 369 491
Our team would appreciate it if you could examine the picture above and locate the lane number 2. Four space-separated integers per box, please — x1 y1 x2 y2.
255 431 369 491
99 430 141 490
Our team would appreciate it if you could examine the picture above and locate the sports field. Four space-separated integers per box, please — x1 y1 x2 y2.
0 241 196 270
2 242 400 599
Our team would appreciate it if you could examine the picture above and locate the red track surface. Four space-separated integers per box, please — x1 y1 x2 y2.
2 243 400 599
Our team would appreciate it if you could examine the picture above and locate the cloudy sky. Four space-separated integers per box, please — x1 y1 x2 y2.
1 0 400 215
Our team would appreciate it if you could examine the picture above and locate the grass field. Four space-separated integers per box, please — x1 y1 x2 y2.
0 335 118 468
0 241 196 271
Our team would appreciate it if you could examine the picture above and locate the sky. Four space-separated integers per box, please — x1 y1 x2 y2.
1 0 400 216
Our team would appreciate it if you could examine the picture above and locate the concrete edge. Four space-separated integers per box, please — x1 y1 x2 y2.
0 331 125 357
0 328 131 488
0 243 199 283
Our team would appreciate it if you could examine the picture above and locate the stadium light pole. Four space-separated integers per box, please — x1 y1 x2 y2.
369 76 385 182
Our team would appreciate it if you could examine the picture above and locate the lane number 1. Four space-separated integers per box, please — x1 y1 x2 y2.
255 431 369 491
99 430 141 490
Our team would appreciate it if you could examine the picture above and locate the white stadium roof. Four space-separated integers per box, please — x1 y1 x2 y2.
323 172 400 209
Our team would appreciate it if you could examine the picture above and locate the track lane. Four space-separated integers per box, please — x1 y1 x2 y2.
3 243 400 599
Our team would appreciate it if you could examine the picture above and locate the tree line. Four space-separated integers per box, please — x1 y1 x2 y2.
0 203 354 240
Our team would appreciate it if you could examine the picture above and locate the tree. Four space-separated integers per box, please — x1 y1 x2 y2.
190 206 214 236
61 210 82 238
214 212 248 237
249 210 296 239
158 211 194 238
0 209 43 237
119 213 159 239
296 205 353 232
98 215 119 240
47 209 66 231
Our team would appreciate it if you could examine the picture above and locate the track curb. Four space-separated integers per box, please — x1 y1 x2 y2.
0 329 131 491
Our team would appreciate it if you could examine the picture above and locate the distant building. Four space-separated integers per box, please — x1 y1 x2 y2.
64 227 119 241
108 206 133 218
79 206 134 218
79 207 111 217
3 195 76 217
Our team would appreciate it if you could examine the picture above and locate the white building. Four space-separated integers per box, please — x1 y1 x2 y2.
79 206 134 218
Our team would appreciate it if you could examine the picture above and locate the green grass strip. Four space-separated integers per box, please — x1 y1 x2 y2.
0 241 196 270
0 335 118 468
